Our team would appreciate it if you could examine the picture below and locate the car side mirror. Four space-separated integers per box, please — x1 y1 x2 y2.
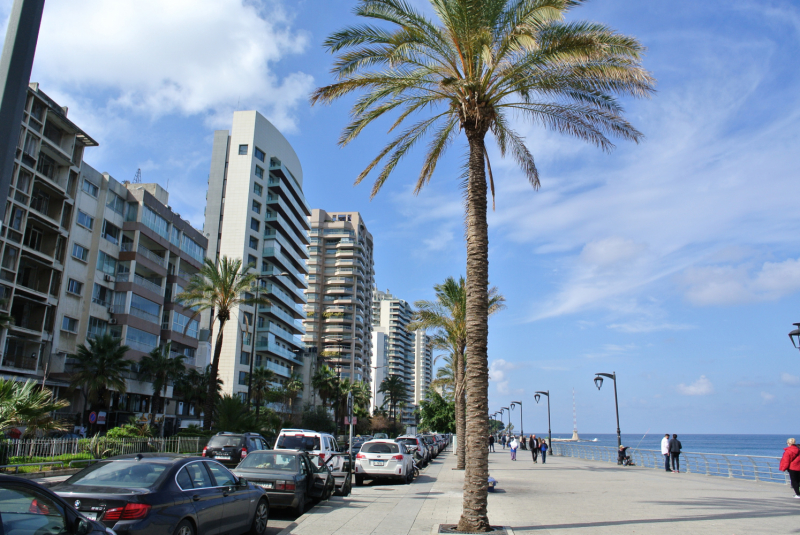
238 477 248 488
74 518 93 535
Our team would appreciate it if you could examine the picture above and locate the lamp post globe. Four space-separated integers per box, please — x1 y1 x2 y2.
789 323 800 351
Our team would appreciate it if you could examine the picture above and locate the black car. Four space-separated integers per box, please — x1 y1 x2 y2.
203 432 269 467
0 475 108 535
53 453 269 535
232 451 333 516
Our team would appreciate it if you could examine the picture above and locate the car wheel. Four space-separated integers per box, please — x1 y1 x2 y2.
355 475 364 486
249 499 269 535
173 520 195 535
405 470 413 484
292 493 306 516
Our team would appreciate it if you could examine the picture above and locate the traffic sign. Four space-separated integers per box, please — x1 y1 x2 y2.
88 412 97 424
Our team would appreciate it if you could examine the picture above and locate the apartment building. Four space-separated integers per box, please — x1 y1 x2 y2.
370 327 388 414
204 111 309 400
371 288 415 425
302 210 374 387
412 330 433 404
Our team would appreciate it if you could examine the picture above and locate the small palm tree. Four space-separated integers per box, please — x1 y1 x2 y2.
313 1 653 529
176 256 270 429
139 342 186 436
215 395 257 433
250 366 275 418
378 375 408 421
70 334 130 427
430 354 455 398
283 374 304 416
312 365 338 409
409 276 505 470
0 379 68 436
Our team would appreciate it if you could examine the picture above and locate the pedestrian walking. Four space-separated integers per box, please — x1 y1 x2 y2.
501 435 507 449
489 434 495 452
539 439 549 464
779 438 800 498
669 434 682 472
661 433 671 472
510 437 519 461
529 435 539 463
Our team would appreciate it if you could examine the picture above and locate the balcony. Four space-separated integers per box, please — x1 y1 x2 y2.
117 272 163 295
0 353 38 371
137 244 166 267
129 306 160 325
125 338 157 353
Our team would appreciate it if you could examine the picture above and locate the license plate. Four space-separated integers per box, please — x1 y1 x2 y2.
257 482 274 489
216 456 230 460
82 513 98 521
372 460 385 466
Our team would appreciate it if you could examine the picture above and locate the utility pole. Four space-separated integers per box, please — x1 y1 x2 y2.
0 0 45 223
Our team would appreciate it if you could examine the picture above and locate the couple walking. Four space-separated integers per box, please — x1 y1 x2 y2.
527 435 548 463
661 433 682 472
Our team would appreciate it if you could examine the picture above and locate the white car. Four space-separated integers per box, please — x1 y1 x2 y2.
354 440 415 485
274 429 343 471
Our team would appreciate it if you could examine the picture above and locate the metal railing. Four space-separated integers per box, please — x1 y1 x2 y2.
138 245 166 267
551 443 788 485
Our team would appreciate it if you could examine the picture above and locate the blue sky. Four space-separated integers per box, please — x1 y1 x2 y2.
2 0 800 434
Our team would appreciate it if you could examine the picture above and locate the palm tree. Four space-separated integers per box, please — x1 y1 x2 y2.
283 373 304 417
176 256 270 430
0 379 68 436
313 2 653 528
250 366 275 418
430 353 455 398
175 365 222 419
215 394 257 433
409 276 505 470
378 375 408 420
312 365 338 409
70 334 130 427
139 342 186 436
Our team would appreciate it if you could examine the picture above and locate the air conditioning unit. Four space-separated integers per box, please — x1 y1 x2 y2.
107 307 115 315
108 318 118 325
104 274 114 282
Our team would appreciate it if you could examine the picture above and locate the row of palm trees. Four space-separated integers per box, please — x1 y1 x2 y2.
311 364 371 432
311 0 654 529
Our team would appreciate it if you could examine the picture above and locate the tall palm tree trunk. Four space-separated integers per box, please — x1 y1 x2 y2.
455 346 466 470
203 320 226 430
458 130 491 532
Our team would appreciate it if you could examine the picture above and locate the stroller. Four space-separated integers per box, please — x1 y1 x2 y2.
617 446 635 466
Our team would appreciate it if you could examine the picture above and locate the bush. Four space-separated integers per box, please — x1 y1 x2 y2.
105 425 141 439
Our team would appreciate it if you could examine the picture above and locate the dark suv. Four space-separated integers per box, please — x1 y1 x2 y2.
202 432 268 466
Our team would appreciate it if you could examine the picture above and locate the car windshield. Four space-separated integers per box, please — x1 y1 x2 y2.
396 439 417 447
66 461 167 488
276 435 320 451
207 436 244 448
238 452 298 471
362 442 400 454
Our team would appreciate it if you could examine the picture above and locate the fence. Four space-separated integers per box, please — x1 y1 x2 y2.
0 436 208 466
551 443 788 485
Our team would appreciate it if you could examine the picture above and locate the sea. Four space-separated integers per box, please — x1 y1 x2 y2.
540 433 790 459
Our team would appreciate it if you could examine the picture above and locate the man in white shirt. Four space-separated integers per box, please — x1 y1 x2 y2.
661 433 671 472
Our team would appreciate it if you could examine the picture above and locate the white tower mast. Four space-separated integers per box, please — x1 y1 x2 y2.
571 388 580 441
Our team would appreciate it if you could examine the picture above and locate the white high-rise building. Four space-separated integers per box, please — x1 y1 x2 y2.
204 111 310 400
412 330 433 404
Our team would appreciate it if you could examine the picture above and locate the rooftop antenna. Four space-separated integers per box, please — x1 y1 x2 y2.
133 168 142 184
571 387 580 441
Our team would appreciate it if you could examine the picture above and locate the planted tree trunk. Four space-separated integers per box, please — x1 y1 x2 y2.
457 130 491 532
455 346 466 470
203 320 226 430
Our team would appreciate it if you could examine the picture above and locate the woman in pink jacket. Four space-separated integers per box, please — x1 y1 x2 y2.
779 438 800 498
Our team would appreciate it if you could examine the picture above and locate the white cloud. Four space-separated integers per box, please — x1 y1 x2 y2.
607 321 694 333
489 359 527 396
580 237 647 268
760 392 776 403
677 376 714 396
26 0 313 132
682 258 800 306
781 372 800 386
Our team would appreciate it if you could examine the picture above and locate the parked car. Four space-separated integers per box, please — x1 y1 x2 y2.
420 435 439 458
373 433 389 440
53 453 269 535
274 429 341 470
395 435 430 466
202 432 269 467
350 437 368 458
0 474 108 535
232 450 333 516
354 440 415 485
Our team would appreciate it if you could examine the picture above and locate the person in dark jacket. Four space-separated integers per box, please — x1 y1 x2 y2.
779 438 800 498
529 435 539 463
539 439 549 463
489 434 495 452
668 434 682 472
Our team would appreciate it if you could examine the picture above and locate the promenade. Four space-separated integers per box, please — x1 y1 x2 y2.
277 447 798 535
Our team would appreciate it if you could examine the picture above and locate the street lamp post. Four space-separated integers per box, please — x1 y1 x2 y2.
534 391 551 450
594 372 621 449
501 406 510 435
789 323 800 352
510 401 524 448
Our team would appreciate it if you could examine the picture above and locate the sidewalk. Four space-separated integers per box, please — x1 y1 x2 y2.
279 447 798 535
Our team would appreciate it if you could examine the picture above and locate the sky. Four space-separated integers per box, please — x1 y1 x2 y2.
2 0 800 435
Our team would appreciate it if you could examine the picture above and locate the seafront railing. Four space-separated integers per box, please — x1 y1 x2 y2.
551 443 788 485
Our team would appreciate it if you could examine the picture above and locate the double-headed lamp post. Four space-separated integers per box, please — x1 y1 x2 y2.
510 400 523 440
501 406 510 434
788 323 800 352
594 372 621 449
534 391 551 449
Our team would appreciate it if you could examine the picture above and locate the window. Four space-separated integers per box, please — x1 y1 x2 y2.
250 218 260 232
87 316 109 339
249 236 258 250
9 206 23 231
126 326 159 353
96 251 117 275
255 166 264 180
206 462 237 486
130 294 161 324
176 468 193 490
254 147 265 162
172 312 199 338
238 144 248 155
81 179 98 197
2 246 18 270
0 484 67 533
92 283 114 307
61 316 78 333
180 235 205 263
125 203 138 222
240 351 250 365
101 220 120 245
142 205 169 239
67 279 83 295
183 463 213 489
170 226 181 247
76 210 94 230
239 371 248 386
106 192 125 215
71 243 89 262
253 182 263 196
247 254 257 268
252 200 261 214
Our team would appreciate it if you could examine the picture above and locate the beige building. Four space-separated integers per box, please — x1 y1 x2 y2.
302 210 375 388
203 111 309 401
